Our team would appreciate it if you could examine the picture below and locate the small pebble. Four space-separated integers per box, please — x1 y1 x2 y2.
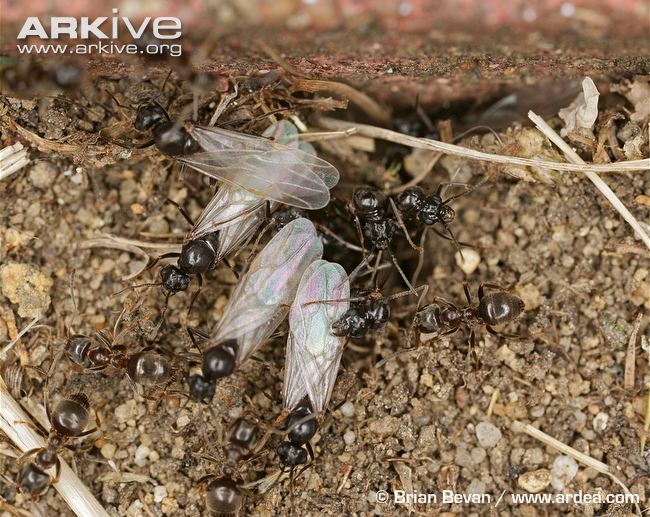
176 414 191 429
135 444 151 467
470 447 486 464
29 162 57 190
592 412 609 432
475 421 502 448
154 485 168 504
343 430 356 445
518 469 551 493
455 248 481 275
0 263 53 318
101 443 117 460
551 455 578 491
466 479 486 495
340 401 355 418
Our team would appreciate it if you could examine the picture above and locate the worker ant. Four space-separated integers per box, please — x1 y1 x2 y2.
66 331 175 398
414 283 525 348
16 392 99 496
198 417 261 515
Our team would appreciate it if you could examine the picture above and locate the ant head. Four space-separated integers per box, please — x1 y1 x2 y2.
353 187 386 213
134 102 168 132
205 476 243 515
395 187 424 213
276 441 308 466
66 335 93 366
153 121 200 156
51 393 90 436
331 308 367 338
178 238 217 275
160 264 191 293
187 373 216 402
19 463 50 495
439 204 455 225
287 405 317 445
202 340 238 381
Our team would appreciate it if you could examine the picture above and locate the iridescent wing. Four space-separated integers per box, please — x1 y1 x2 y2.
190 185 265 241
209 218 323 365
284 259 349 413
181 126 339 210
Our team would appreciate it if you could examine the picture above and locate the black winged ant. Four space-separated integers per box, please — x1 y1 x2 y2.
15 392 99 497
414 283 525 349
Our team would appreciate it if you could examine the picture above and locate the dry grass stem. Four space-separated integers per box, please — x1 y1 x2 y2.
529 111 650 250
0 377 109 517
318 116 650 173
511 420 641 516
624 313 644 390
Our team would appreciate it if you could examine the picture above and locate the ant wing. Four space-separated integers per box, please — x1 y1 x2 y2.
209 218 323 365
190 185 270 259
182 127 339 210
190 185 265 240
284 260 349 413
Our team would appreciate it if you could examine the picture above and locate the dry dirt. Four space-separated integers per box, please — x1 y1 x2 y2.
0 46 649 517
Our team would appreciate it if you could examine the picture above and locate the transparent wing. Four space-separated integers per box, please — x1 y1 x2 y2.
182 126 339 210
209 218 323 365
284 260 349 413
190 185 265 241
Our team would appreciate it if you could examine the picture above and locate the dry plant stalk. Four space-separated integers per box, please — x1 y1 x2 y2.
624 313 644 390
0 142 30 181
318 116 650 173
528 111 650 250
511 420 642 516
0 377 109 517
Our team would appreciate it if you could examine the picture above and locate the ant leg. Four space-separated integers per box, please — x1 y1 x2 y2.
53 457 61 484
463 283 472 305
187 274 203 318
17 448 41 465
479 282 516 300
389 198 422 252
164 198 195 227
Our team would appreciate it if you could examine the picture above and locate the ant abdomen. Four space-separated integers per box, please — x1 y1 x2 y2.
50 393 91 436
353 187 386 220
396 186 425 213
66 335 94 367
127 351 172 386
205 476 244 516
18 463 50 495
478 292 525 326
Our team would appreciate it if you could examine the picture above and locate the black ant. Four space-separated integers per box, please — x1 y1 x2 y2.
199 417 261 515
66 331 175 398
332 286 425 339
394 181 483 252
414 283 525 348
276 400 317 469
349 187 420 292
16 392 98 496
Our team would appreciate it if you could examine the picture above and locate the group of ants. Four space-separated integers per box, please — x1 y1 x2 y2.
3 67 528 515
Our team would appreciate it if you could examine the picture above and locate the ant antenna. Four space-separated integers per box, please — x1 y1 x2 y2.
111 281 162 297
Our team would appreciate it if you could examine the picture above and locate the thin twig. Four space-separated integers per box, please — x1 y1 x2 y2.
529 111 650 250
0 142 30 181
0 377 109 517
0 316 41 360
511 420 641 516
317 116 650 173
624 313 644 390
